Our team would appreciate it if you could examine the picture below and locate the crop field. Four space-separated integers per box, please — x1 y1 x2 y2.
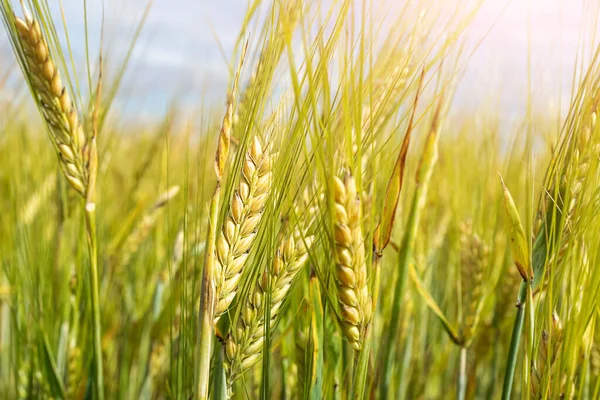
0 0 599 399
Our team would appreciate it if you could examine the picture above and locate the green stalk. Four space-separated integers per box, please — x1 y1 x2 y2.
457 347 467 400
84 203 104 400
212 344 227 400
196 40 245 399
397 321 413 399
196 182 220 399
380 102 441 398
307 275 324 400
352 255 382 399
501 280 527 400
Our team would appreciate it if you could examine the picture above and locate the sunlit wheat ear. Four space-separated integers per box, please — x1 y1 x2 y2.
333 171 371 351
214 135 273 323
14 15 87 196
224 233 313 388
459 221 489 343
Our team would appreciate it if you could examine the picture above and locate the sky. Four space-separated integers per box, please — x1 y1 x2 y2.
1 0 599 122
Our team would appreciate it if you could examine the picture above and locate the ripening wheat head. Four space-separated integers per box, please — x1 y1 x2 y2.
459 221 489 343
214 135 273 323
224 231 313 386
333 171 371 350
12 13 87 196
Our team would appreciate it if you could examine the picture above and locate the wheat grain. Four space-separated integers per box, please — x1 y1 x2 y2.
333 171 371 350
213 135 273 323
13 14 87 196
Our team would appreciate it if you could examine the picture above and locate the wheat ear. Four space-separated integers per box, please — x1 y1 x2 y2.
224 232 313 386
14 15 87 195
213 135 273 323
333 171 371 350
459 222 489 343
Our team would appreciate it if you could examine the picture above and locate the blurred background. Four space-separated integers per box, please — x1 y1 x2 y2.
1 0 598 123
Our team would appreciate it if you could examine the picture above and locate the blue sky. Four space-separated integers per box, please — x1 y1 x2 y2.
1 0 598 122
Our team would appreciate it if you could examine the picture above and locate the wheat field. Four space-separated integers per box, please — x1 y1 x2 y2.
1 0 600 399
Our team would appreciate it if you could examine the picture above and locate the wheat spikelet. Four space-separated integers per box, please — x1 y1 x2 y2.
213 135 273 323
224 232 313 386
459 221 489 343
332 171 371 350
13 14 87 196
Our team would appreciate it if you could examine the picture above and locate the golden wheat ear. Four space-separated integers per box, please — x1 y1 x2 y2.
224 231 314 390
12 13 87 196
213 135 274 323
333 171 371 351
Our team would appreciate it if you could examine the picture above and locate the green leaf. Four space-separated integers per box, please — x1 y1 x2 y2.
306 274 324 400
211 345 227 400
374 70 424 253
499 174 531 281
409 264 461 344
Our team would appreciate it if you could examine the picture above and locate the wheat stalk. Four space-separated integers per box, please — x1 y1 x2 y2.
213 135 273 323
4 5 106 397
333 171 371 350
224 230 313 388
13 13 87 196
